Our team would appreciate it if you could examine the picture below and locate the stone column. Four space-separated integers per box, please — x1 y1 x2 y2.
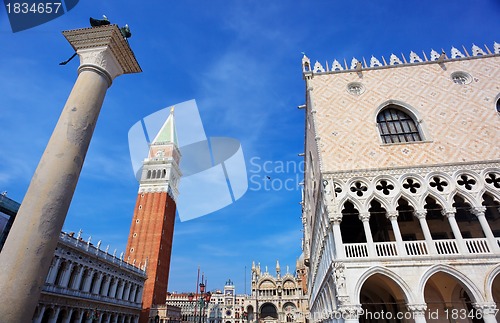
46 257 61 284
92 272 104 294
471 207 499 253
0 25 141 323
128 284 137 301
61 262 75 288
109 277 118 298
33 305 46 323
74 266 85 290
123 281 132 300
414 210 437 255
116 280 125 299
76 310 85 323
50 306 61 323
329 213 345 259
442 209 467 253
387 211 406 256
83 269 95 292
407 303 427 323
474 302 498 323
63 308 74 323
135 286 143 303
101 275 111 296
358 212 376 257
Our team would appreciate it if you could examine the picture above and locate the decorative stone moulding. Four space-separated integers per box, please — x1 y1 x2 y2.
302 42 499 74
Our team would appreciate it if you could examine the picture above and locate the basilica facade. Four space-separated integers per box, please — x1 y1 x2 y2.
301 43 500 322
245 261 309 323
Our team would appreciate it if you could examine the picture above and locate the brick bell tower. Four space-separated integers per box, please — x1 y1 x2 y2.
125 107 181 323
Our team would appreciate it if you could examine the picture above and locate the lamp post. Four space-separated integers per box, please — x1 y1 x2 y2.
189 283 212 323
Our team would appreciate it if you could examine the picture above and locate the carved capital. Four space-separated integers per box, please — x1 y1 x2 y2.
473 302 498 316
406 303 427 316
358 212 370 222
414 210 427 220
441 209 456 218
77 47 124 84
471 206 487 217
329 213 343 225
386 211 399 221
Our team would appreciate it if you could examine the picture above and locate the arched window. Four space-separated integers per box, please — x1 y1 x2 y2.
496 97 500 114
377 105 422 143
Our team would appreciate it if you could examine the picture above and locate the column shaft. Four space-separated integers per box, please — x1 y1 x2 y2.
359 213 376 257
443 210 467 253
387 212 406 256
0 70 108 322
415 211 437 255
332 224 345 259
473 209 499 253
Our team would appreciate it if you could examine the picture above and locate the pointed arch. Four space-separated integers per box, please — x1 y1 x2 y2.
485 264 500 302
423 191 447 210
354 266 415 304
340 200 365 243
367 196 391 213
418 264 484 303
397 194 418 212
340 198 362 213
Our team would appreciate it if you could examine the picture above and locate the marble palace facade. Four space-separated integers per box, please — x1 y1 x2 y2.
301 43 500 323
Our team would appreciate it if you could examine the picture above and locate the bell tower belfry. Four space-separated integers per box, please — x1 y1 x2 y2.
125 107 181 322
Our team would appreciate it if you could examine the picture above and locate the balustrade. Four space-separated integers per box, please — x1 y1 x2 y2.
342 238 494 259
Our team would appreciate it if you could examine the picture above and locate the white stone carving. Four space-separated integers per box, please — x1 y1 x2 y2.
370 55 383 67
389 54 402 65
430 49 441 61
313 61 325 73
350 58 361 70
471 44 487 56
494 42 500 54
451 46 465 58
331 59 344 71
409 51 423 63
78 46 124 82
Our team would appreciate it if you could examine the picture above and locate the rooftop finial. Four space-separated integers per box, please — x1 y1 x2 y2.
170 105 175 114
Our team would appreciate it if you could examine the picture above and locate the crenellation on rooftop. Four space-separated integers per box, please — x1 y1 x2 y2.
302 42 500 75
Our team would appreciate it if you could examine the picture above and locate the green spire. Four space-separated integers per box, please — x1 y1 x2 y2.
152 106 178 146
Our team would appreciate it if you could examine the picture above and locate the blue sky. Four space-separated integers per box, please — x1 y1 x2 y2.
1 0 499 294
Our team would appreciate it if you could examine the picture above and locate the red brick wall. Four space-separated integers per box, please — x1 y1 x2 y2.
125 191 176 323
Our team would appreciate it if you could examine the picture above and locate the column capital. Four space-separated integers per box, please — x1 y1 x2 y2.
414 210 427 220
63 25 141 86
471 206 487 217
358 212 370 222
386 211 398 221
473 302 497 315
441 208 456 218
329 213 343 225
406 303 427 316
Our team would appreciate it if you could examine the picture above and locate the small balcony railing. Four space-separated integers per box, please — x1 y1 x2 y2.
344 243 368 258
375 242 398 257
